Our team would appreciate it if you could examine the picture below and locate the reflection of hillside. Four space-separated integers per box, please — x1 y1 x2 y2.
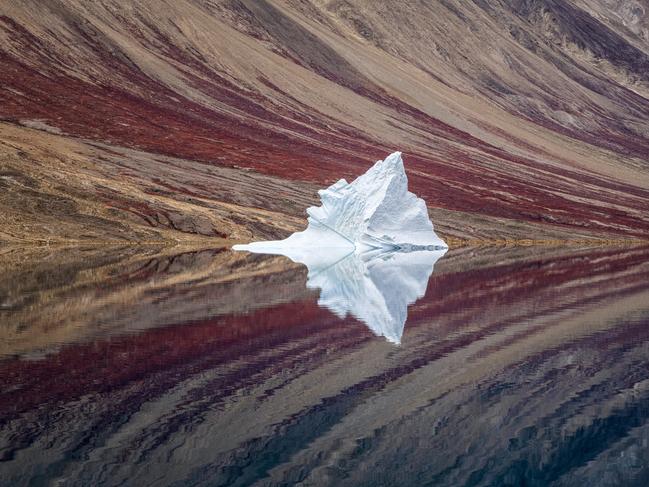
1 246 649 485
0 245 313 358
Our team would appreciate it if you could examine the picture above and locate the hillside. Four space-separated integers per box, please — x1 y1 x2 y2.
1 0 648 243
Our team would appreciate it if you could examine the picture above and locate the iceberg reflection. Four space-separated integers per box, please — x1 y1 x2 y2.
239 245 447 344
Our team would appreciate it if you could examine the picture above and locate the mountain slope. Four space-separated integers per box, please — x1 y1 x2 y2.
1 0 648 242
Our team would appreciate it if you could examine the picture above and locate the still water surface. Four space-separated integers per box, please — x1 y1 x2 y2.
1 245 649 486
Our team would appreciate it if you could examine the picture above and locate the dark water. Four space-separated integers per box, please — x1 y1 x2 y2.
1 244 649 487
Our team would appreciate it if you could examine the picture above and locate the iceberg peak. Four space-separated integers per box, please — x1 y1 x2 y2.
234 151 447 254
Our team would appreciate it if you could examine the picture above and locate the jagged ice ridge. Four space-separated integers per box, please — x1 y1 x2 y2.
234 151 447 254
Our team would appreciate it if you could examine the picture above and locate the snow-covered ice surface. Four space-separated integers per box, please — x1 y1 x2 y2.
233 151 448 343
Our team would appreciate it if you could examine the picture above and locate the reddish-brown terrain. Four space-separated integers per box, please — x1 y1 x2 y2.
1 1 648 243
3 5 649 484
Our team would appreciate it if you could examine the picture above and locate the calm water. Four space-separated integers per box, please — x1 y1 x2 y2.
1 245 649 487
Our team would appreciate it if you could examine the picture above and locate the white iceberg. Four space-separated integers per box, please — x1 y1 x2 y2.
233 151 448 343
234 152 447 254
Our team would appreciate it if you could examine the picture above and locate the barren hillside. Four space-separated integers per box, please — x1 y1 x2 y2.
1 1 648 242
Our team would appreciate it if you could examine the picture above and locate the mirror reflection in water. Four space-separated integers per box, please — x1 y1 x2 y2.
237 244 447 344
1 245 649 486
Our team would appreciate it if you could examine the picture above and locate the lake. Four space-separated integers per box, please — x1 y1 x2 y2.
1 244 649 486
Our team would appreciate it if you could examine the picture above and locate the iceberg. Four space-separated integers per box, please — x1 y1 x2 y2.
234 152 447 253
233 151 448 343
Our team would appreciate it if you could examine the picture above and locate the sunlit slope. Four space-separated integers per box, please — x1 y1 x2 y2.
1 0 648 241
